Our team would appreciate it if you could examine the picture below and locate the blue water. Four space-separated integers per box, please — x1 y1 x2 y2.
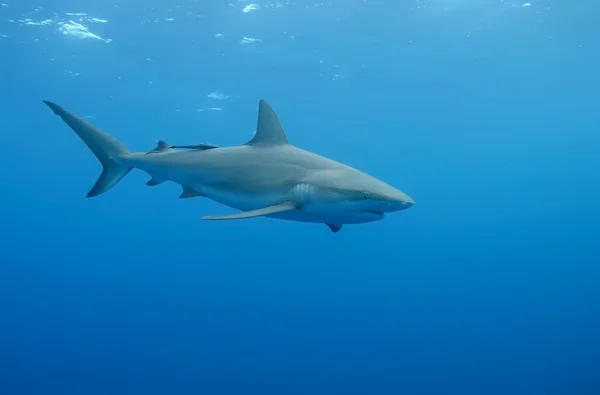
1 1 599 394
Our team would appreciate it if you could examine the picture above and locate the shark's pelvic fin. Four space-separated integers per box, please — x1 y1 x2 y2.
326 224 342 233
246 100 290 146
170 143 218 150
146 177 165 186
179 185 204 199
202 201 299 220
147 140 170 154
43 100 132 198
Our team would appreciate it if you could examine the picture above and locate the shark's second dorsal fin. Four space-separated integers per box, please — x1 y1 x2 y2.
246 100 289 146
147 140 170 154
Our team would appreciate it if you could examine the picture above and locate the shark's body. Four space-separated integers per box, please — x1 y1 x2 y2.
43 99 414 232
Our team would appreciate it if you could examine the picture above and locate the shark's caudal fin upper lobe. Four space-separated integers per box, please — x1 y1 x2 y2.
43 100 132 198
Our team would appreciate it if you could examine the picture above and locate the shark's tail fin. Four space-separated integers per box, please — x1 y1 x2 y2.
43 100 133 198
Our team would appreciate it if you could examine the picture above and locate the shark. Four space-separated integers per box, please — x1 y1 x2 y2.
43 99 414 232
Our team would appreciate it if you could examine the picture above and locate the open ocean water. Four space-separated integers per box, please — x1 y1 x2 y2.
1 1 599 394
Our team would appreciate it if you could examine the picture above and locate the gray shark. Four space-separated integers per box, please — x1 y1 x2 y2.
43 99 414 232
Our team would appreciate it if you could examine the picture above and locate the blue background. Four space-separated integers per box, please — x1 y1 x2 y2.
1 1 599 394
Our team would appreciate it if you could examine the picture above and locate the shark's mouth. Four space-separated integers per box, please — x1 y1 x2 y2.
361 210 384 216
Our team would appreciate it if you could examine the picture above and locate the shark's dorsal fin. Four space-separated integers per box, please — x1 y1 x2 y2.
246 100 289 146
202 201 299 220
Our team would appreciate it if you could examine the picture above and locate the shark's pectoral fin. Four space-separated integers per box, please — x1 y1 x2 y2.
179 185 204 199
202 201 300 221
326 224 342 233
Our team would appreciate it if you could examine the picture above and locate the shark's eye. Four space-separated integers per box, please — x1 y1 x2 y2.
362 192 370 200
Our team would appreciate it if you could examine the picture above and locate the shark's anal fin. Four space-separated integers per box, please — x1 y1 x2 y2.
179 185 204 199
202 201 299 221
326 224 342 233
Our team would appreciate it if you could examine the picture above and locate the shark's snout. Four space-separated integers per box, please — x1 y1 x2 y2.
400 199 414 210
378 189 414 212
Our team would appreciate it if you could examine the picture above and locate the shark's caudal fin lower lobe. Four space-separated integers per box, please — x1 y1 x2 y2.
43 100 133 198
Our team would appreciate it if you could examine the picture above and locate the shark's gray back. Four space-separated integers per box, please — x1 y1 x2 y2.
144 144 353 192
